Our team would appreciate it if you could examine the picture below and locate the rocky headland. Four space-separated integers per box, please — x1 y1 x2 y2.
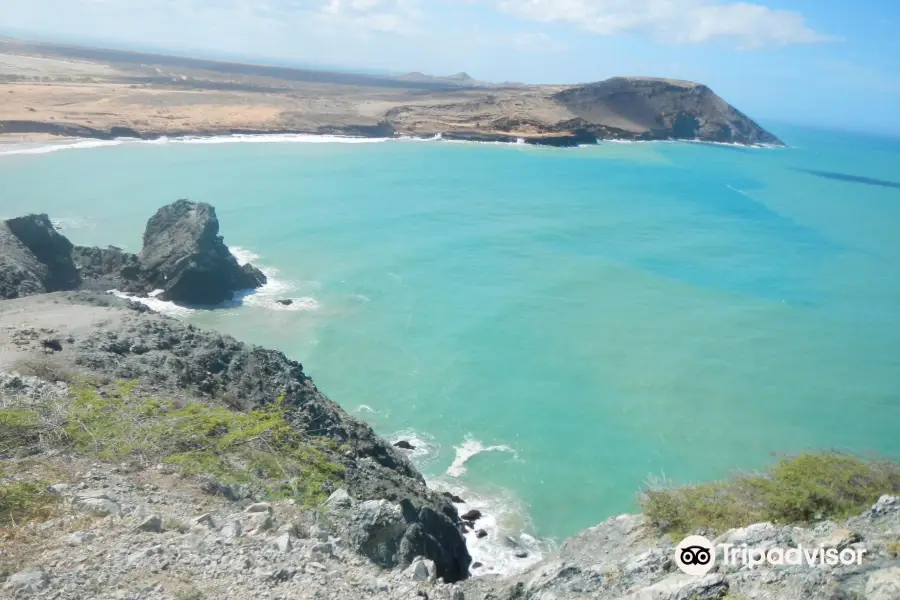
1 200 266 306
2 203 899 600
0 39 783 148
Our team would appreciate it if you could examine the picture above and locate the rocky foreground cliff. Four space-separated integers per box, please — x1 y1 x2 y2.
0 39 782 147
3 204 900 599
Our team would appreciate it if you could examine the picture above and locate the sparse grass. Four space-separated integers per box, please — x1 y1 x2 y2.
0 408 41 454
641 452 900 537
0 481 58 528
13 357 75 384
886 540 900 558
2 381 344 508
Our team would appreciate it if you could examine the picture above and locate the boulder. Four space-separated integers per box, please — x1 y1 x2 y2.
71 245 144 292
0 214 80 299
866 567 900 600
4 214 80 291
272 533 294 553
3 568 50 595
460 509 482 522
135 515 164 533
394 440 416 450
75 495 121 517
138 200 266 304
344 498 470 583
237 263 267 289
404 557 437 582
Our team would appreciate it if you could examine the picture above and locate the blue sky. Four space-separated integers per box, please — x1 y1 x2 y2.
3 0 899 134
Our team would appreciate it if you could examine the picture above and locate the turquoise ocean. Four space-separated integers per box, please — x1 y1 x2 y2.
2 125 900 572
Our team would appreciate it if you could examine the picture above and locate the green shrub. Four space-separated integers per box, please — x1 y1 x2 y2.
0 482 57 527
61 383 343 507
641 452 900 537
0 409 41 453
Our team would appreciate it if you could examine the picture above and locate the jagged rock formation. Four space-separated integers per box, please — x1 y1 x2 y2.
0 291 471 583
1 200 267 305
0 214 79 299
464 499 900 599
138 200 266 304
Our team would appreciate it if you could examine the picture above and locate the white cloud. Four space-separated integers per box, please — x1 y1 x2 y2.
491 0 833 47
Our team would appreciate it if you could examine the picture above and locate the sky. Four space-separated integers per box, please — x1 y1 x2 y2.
3 0 899 134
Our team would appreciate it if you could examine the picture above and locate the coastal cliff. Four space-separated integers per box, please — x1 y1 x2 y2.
0 39 782 148
4 204 899 599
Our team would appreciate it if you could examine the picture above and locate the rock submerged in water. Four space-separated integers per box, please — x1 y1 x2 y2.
276 298 293 306
394 440 416 450
441 491 465 504
460 509 482 523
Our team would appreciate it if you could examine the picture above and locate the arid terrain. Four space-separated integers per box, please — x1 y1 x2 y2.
0 37 782 147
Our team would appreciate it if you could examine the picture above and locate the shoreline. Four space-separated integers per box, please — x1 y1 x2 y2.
0 128 785 155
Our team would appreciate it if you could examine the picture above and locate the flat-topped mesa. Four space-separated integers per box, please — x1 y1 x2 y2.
552 76 784 146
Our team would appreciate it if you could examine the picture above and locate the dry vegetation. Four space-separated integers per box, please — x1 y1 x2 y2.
641 453 900 537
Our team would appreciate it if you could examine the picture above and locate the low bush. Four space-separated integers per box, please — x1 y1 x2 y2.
3 381 344 508
0 481 57 528
641 452 900 536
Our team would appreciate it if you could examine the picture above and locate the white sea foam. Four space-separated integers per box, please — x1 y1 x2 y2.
388 429 441 464
428 477 551 577
110 289 194 316
446 436 517 477
0 131 783 157
355 404 378 414
109 246 318 314
0 139 124 156
388 431 548 576
726 184 753 198
229 246 320 312
161 134 389 145
51 217 94 231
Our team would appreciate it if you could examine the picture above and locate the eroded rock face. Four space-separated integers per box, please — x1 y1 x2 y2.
553 77 783 146
139 200 266 304
0 214 80 299
343 498 471 583
72 245 144 293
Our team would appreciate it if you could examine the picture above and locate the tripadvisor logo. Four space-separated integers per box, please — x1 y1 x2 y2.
674 535 869 576
675 535 716 576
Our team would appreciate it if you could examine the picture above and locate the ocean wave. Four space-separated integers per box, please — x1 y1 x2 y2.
428 478 552 577
389 432 546 577
0 139 124 156
51 217 94 231
446 435 517 477
110 289 194 316
110 246 317 314
229 246 320 312
389 429 441 464
160 134 390 145
0 132 785 158
726 184 753 198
